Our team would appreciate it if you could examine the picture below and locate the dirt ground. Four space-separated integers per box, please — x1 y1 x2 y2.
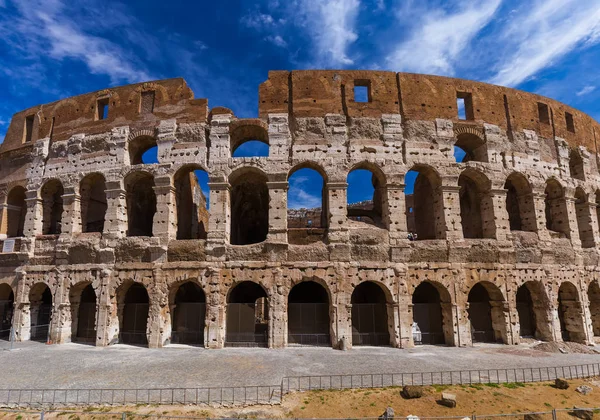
2 378 600 419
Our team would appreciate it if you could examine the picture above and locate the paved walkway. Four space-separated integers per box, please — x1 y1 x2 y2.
0 340 599 389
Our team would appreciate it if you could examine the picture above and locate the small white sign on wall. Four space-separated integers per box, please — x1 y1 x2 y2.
2 239 15 253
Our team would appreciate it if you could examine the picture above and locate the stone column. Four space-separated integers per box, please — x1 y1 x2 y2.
439 185 464 241
0 195 7 238
95 269 114 346
398 295 412 348
489 189 510 240
23 190 43 238
532 191 552 241
490 300 513 344
206 181 230 259
60 188 81 235
441 302 460 346
388 302 402 348
326 182 350 261
266 181 288 244
565 194 581 248
457 301 473 347
269 281 287 348
575 195 597 248
50 275 71 344
152 175 176 241
103 181 127 239
385 183 408 245
146 269 169 348
11 274 29 341
518 193 539 233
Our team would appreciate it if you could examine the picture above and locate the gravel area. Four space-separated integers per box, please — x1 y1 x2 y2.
0 340 599 389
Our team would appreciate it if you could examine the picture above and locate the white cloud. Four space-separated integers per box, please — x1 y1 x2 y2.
288 188 322 209
386 0 501 74
490 0 600 87
265 35 287 48
576 85 596 97
241 12 276 29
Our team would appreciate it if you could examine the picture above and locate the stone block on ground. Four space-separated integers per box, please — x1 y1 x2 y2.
379 407 394 419
439 392 456 408
576 385 593 395
401 385 423 399
570 408 594 420
555 378 569 389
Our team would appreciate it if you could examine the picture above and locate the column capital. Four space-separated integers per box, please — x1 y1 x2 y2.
207 182 230 191
266 181 288 190
326 182 348 189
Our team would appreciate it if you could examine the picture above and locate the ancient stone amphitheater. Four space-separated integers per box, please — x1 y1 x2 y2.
1 70 599 350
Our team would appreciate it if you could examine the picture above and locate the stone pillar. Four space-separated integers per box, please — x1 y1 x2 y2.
11 274 29 341
95 269 114 346
565 194 581 248
152 175 176 240
398 295 412 348
103 181 127 239
457 301 473 347
60 188 81 235
146 269 169 348
518 193 539 233
326 182 350 261
385 183 408 245
490 300 513 344
269 281 287 348
267 181 288 244
332 291 347 349
206 181 230 258
488 189 510 240
576 196 597 248
532 191 552 241
50 275 71 344
439 185 464 241
441 302 460 346
0 196 7 238
23 190 43 238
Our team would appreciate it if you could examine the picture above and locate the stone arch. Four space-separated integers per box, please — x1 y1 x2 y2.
41 179 64 235
287 162 328 236
288 279 331 347
467 281 507 343
569 148 585 181
0 283 14 339
458 168 494 239
174 165 209 240
69 282 97 343
574 187 594 248
29 282 53 342
4 185 27 238
225 280 269 347
504 172 536 232
454 132 487 163
347 162 387 227
80 173 107 233
515 281 553 341
405 164 444 240
229 167 269 245
350 281 391 346
117 281 150 346
169 281 206 345
124 171 156 237
557 281 586 343
230 120 269 157
412 280 453 345
545 178 569 238
587 280 600 341
129 134 157 165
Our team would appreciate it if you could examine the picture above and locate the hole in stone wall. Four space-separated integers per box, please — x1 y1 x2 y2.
171 282 206 345
458 170 492 239
454 133 487 163
504 173 536 233
175 167 209 240
120 283 149 346
287 167 327 245
96 98 109 121
558 282 584 343
516 285 536 338
140 91 155 114
23 115 34 143
353 81 370 103
232 140 269 158
588 282 600 339
5 186 26 238
288 281 330 347
565 112 575 133
41 179 64 235
29 283 52 342
230 170 269 245
412 282 446 345
80 173 107 233
129 136 158 165
226 281 268 347
351 281 389 346
467 283 495 343
538 103 550 124
125 172 156 237
0 284 14 340
569 149 585 181
70 283 96 343
230 124 269 158
544 179 569 238
574 187 594 248
456 92 474 120
405 166 443 240
347 168 384 227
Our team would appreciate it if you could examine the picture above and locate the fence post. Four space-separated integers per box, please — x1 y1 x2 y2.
122 413 126 420
40 410 45 420
9 326 15 351
552 409 557 420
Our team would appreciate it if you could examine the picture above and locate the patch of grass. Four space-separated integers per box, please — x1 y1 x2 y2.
502 382 526 389
370 402 376 407
469 384 484 390
484 383 500 388
432 384 450 392
544 402 553 408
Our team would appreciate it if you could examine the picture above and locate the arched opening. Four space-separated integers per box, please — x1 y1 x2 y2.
129 136 158 165
405 166 444 240
545 179 569 238
558 282 585 343
468 282 506 343
171 282 206 345
287 166 327 245
230 169 269 245
174 167 209 240
41 179 64 235
80 173 107 233
0 284 14 339
569 149 585 181
459 169 493 239
70 283 96 343
504 173 536 232
574 188 594 248
120 283 149 346
230 123 269 158
347 166 385 227
288 281 330 346
29 283 52 342
412 282 447 345
125 172 156 237
5 186 26 238
516 285 536 338
226 281 268 347
351 282 390 346
588 281 600 341
454 133 487 163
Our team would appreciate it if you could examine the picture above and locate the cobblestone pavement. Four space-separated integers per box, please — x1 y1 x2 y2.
0 340 598 389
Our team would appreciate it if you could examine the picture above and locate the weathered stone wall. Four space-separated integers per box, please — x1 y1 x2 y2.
0 71 600 349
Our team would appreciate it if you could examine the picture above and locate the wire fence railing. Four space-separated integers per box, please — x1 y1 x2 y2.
0 362 599 408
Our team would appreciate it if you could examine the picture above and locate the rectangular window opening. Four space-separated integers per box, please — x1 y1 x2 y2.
140 91 156 114
565 112 575 133
353 80 371 103
23 114 34 143
538 102 550 124
96 98 109 120
456 92 474 120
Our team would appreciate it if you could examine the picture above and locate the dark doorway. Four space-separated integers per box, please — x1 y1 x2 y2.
516 285 536 338
412 282 445 345
468 283 495 343
126 172 156 237
30 284 52 342
288 282 330 346
226 281 268 347
172 282 206 345
0 285 14 340
120 283 149 346
558 282 585 342
230 171 269 245
73 284 97 343
351 282 389 346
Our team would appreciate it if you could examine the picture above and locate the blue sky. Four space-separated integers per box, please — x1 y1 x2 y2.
1 0 600 209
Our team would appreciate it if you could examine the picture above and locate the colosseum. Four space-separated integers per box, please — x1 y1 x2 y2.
1 70 600 350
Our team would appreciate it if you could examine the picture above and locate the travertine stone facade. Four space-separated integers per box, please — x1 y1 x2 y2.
1 71 600 349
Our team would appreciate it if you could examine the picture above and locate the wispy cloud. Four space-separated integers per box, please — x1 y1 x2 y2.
265 35 287 48
489 0 600 86
386 0 501 75
577 85 596 97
